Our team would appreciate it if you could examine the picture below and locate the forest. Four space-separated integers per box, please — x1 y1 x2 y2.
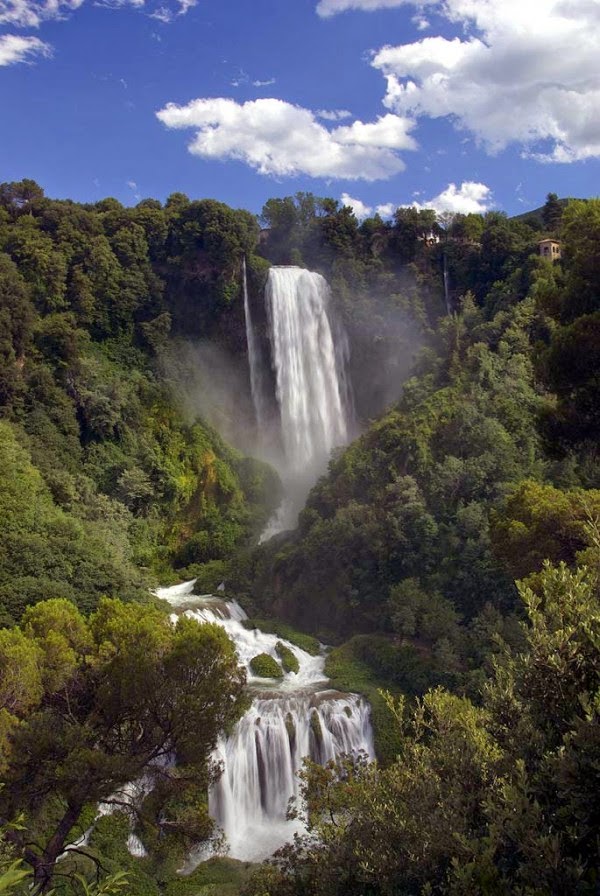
0 179 599 895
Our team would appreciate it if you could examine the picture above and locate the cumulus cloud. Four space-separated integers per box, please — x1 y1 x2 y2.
371 0 600 162
411 181 493 214
0 32 50 64
340 192 373 217
316 0 423 17
339 181 491 221
156 97 417 180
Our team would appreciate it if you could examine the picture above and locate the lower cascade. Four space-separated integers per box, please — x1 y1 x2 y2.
157 581 374 862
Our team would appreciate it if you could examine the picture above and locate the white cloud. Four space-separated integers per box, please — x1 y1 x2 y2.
316 108 352 121
412 13 429 29
0 32 51 64
410 181 493 215
253 78 276 88
371 0 600 162
0 0 193 27
99 0 144 8
127 179 141 201
334 112 418 149
144 0 195 20
156 96 417 180
340 192 373 217
316 0 424 17
230 72 248 88
149 6 173 21
349 181 491 221
0 0 82 27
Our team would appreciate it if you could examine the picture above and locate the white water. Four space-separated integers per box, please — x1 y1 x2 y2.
157 581 374 862
265 266 352 475
245 266 354 534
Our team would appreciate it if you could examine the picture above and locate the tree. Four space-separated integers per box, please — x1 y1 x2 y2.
0 180 44 216
391 207 437 264
0 254 34 405
0 599 247 893
542 192 563 232
491 481 600 579
559 198 600 321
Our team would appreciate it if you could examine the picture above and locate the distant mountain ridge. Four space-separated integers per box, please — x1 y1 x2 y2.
511 196 580 227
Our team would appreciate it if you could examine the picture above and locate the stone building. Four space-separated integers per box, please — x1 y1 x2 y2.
539 239 562 259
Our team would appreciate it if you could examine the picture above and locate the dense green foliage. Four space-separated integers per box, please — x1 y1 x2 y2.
2 178 600 895
258 193 548 416
0 181 279 623
0 597 247 892
243 545 600 895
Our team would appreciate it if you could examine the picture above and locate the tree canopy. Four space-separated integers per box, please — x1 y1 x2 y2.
0 598 247 893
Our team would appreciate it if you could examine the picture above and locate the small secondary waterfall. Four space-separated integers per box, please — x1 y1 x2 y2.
443 249 451 315
157 582 374 863
243 258 269 434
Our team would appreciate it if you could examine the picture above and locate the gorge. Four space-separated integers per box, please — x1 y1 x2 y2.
154 266 371 863
1 182 598 896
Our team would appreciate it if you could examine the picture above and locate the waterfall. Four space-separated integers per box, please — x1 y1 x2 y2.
210 693 372 861
265 266 352 475
443 249 451 315
242 258 269 434
157 582 374 863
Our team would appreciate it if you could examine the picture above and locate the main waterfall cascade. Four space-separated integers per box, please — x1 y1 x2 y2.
244 266 354 526
157 582 374 863
264 267 352 473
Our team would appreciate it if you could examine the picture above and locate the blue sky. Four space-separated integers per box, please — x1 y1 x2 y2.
1 0 598 218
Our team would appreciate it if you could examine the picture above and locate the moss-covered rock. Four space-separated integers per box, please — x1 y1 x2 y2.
285 711 296 748
249 653 283 678
310 710 323 750
275 641 299 674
